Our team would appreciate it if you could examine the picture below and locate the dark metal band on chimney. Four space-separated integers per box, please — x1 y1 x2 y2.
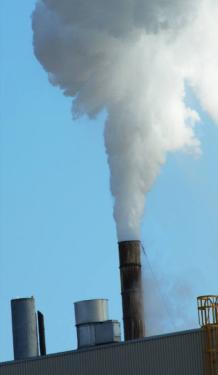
118 240 145 341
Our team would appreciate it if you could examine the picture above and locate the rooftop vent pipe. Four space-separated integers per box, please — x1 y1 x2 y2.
118 240 145 341
75 299 109 325
37 311 47 356
11 297 39 360
74 299 121 348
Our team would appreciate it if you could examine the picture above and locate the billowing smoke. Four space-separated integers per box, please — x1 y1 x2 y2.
32 0 218 241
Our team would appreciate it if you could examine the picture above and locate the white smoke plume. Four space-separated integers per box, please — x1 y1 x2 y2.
143 256 199 335
32 0 218 241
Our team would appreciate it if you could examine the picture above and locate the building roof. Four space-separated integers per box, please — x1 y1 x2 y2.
0 329 205 375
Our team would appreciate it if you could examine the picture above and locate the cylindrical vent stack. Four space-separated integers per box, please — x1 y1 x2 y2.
11 297 39 360
74 299 108 348
118 240 145 341
74 299 109 326
74 299 121 348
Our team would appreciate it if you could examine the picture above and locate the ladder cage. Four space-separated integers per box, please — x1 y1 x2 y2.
197 296 218 327
197 296 218 375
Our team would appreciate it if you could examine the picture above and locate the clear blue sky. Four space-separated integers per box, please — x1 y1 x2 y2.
1 1 218 362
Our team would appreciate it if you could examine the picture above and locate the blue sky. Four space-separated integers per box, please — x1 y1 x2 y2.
1 1 218 362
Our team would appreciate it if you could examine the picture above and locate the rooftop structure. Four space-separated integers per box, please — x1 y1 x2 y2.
1 239 217 375
0 329 206 375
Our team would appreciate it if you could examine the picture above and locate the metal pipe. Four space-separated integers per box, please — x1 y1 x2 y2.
74 299 109 325
11 297 39 360
37 311 46 356
74 299 109 348
118 241 145 341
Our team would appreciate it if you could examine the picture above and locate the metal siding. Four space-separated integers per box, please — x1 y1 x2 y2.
0 329 205 375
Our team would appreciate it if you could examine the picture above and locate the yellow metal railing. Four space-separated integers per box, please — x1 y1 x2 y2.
197 296 218 375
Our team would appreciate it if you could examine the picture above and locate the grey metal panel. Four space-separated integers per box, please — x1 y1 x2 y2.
76 323 96 347
74 299 109 325
77 320 121 348
95 320 121 345
0 329 205 375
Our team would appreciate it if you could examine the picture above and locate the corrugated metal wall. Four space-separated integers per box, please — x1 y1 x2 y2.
0 329 205 375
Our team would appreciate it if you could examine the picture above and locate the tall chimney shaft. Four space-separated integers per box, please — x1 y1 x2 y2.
118 240 145 341
11 297 39 360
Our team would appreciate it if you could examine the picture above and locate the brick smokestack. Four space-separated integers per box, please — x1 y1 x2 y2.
118 240 145 341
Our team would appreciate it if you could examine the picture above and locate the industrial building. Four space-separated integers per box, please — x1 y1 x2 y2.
1 242 217 374
0 329 207 375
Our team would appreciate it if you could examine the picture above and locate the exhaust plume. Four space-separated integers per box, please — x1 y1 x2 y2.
32 0 218 241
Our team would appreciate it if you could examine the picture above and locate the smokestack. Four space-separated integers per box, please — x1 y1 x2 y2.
11 297 39 360
118 240 145 341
